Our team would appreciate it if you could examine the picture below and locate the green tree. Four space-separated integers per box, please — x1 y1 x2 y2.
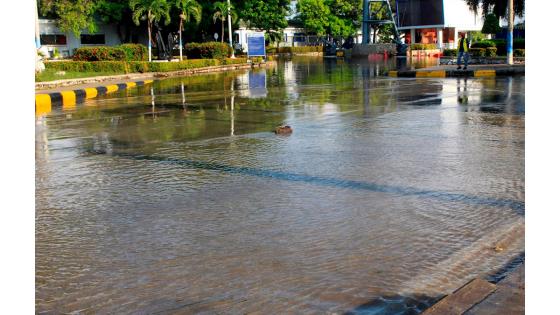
297 0 330 36
130 0 171 61
96 0 138 43
296 0 362 38
464 0 524 18
237 0 290 45
481 13 501 35
213 1 236 43
176 0 202 60
39 0 98 37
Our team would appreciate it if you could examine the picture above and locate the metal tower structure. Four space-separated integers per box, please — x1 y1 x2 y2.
361 0 407 54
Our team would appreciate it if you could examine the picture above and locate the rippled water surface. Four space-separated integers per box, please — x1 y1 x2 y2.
36 57 525 314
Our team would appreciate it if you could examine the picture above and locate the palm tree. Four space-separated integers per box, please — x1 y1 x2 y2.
176 0 202 61
213 1 236 43
130 0 171 62
464 0 525 64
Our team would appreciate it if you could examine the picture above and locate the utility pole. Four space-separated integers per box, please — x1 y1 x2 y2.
507 0 514 65
227 0 235 58
35 0 41 49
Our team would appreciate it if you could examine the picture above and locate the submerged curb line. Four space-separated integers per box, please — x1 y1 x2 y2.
386 67 524 78
35 80 153 114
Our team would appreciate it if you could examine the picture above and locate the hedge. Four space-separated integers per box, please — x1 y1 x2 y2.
471 40 496 48
266 46 324 54
72 44 149 61
443 49 457 56
410 43 438 50
73 47 127 61
513 49 525 57
45 61 128 72
485 47 497 57
486 39 525 55
44 58 246 74
469 48 486 57
185 42 233 59
118 44 148 61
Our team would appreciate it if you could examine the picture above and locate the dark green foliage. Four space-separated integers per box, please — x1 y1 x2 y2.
118 44 148 61
73 47 127 61
410 43 438 50
45 61 129 72
185 42 233 59
469 48 486 57
487 39 524 55
269 46 324 54
485 47 497 57
471 40 496 48
44 58 245 74
237 0 290 42
443 49 457 56
481 14 501 34
464 0 524 19
513 49 524 57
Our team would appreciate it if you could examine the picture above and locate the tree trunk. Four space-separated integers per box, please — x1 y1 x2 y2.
221 20 224 42
148 19 152 62
179 19 183 61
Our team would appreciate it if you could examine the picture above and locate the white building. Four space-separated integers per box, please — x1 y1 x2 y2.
395 0 484 49
38 19 124 58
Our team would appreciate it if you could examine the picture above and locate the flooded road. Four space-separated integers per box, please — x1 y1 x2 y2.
36 57 524 314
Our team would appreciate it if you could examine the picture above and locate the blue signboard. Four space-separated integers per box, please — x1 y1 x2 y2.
248 35 266 57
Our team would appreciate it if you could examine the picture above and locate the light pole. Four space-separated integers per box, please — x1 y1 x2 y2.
227 0 235 58
507 0 514 65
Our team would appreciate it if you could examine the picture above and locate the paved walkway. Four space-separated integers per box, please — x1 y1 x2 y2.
423 263 524 315
387 64 524 78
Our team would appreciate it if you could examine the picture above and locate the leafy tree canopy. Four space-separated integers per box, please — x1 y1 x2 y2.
39 0 98 37
237 0 290 41
464 0 524 18
296 0 362 38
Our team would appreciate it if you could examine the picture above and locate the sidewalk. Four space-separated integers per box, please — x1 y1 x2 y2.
422 263 524 315
386 64 524 78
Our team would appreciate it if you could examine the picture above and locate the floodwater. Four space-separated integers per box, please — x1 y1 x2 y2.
36 56 525 314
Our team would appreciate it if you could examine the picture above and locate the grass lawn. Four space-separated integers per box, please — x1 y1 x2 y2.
35 69 126 82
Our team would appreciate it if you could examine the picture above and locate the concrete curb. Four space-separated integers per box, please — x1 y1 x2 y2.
386 67 524 78
35 79 153 115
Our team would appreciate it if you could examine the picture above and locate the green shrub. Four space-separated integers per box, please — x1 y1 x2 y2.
443 49 457 56
147 59 220 72
45 61 128 72
471 40 496 48
118 44 148 61
272 46 324 54
185 42 233 59
513 49 525 57
45 58 246 74
266 46 278 54
126 61 150 73
469 48 486 57
292 46 324 53
485 47 497 57
221 58 246 65
410 43 438 50
73 47 127 61
513 38 525 49
488 39 524 55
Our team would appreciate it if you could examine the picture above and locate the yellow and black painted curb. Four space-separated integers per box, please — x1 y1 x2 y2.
386 67 524 78
35 80 153 115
